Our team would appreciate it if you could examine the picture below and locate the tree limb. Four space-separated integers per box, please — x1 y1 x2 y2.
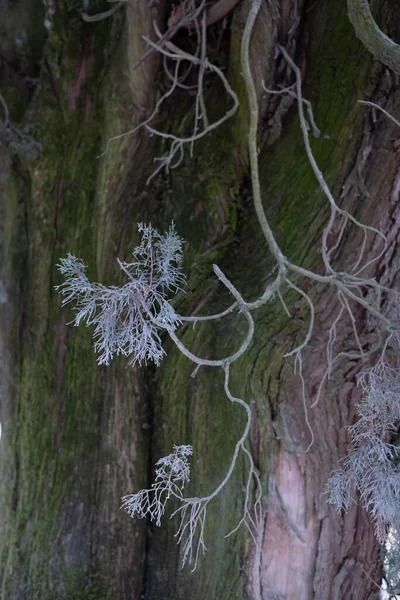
168 0 240 29
82 1 123 23
206 0 240 26
347 0 400 73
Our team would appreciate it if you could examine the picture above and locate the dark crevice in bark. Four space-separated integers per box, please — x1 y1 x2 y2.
141 367 158 600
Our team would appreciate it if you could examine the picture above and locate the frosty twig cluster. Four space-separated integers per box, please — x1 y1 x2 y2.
121 445 192 526
327 341 400 542
56 223 184 366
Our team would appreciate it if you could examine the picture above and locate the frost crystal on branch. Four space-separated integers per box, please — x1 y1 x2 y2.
327 354 400 542
56 222 185 366
120 445 193 527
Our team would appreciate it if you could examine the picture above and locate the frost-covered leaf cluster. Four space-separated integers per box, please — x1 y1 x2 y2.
154 443 192 484
56 223 185 366
120 445 193 527
327 359 400 542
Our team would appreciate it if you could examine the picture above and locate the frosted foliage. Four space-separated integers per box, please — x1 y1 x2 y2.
327 360 400 542
155 444 192 484
56 223 185 366
120 445 193 527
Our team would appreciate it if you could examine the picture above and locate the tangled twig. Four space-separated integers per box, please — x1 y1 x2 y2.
100 2 239 183
59 0 400 571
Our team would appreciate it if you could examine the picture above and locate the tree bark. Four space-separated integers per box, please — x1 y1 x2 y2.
1 1 400 598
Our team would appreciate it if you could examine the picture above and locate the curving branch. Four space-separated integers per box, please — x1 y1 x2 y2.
204 0 241 26
168 0 240 29
240 0 287 270
347 0 400 73
82 1 123 23
359 100 400 128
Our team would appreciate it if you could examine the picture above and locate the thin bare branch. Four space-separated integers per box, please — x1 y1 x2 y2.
359 100 400 129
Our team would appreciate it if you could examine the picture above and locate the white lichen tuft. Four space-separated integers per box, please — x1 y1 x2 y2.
327 357 400 543
120 445 193 527
56 222 185 366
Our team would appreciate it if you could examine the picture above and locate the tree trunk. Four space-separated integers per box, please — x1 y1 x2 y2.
1 1 399 598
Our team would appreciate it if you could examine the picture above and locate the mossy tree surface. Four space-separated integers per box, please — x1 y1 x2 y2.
1 1 399 599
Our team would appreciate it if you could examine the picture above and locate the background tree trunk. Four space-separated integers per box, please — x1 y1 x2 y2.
1 1 399 598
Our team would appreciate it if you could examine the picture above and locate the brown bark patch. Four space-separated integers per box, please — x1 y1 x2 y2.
261 447 320 599
67 53 93 114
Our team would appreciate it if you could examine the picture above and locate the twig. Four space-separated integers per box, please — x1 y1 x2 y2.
278 44 387 276
166 265 254 367
98 58 183 158
359 100 400 129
